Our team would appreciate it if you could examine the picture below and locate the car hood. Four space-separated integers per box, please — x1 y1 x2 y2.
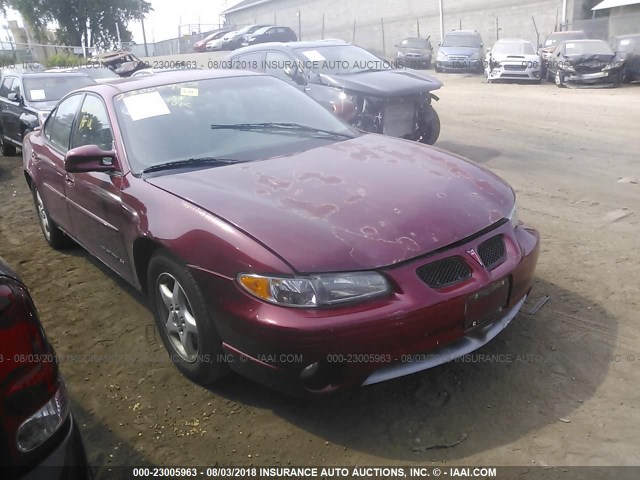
566 53 616 64
316 69 442 96
26 101 58 112
492 53 540 62
398 47 432 55
439 46 481 56
145 135 514 272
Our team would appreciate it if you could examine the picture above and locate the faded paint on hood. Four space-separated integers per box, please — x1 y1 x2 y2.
146 135 514 272
316 69 442 97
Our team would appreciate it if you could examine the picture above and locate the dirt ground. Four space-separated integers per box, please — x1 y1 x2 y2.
1 72 639 477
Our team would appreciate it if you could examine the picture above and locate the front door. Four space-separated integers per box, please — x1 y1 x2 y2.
65 94 132 280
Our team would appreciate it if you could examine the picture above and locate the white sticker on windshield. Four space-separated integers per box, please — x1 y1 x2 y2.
566 43 576 49
30 89 46 100
180 87 198 97
302 50 326 62
621 39 631 46
122 91 171 121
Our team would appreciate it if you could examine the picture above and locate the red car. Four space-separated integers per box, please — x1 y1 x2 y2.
22 70 539 395
0 257 90 478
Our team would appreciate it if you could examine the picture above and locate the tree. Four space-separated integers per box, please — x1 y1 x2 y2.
2 0 152 49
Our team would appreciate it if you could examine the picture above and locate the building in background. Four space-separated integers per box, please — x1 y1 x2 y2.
222 0 638 55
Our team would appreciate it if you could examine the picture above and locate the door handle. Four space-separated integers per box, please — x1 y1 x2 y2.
65 174 75 187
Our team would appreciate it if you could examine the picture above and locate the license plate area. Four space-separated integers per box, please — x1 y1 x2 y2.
464 277 510 331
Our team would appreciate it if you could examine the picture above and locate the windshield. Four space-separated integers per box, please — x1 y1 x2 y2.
23 75 95 102
252 27 271 35
493 42 535 55
293 45 391 75
565 41 613 55
545 32 586 47
114 76 357 173
442 34 481 48
76 67 119 80
400 38 429 49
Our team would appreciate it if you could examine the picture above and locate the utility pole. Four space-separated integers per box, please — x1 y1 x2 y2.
140 2 149 56
439 0 444 42
115 22 122 49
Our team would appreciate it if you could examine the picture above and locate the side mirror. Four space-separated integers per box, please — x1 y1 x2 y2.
480 43 484 47
8 92 21 103
64 145 118 173
438 41 442 47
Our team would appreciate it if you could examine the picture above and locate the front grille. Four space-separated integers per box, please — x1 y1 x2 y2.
417 257 471 289
449 55 467 61
575 66 602 74
504 64 527 71
478 235 506 270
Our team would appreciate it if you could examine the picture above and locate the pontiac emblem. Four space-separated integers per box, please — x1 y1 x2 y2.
466 248 484 267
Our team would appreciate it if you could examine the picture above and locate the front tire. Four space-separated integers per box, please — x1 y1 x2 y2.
555 70 566 88
148 251 229 385
32 186 73 249
419 107 441 145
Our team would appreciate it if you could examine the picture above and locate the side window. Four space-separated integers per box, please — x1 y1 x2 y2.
49 94 83 152
265 51 297 82
0 78 14 98
10 79 21 97
43 110 55 140
71 95 113 151
230 51 265 72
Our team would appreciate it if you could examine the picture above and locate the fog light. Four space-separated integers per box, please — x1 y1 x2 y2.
300 362 319 380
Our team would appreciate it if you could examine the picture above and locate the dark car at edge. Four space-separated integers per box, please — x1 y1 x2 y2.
0 72 96 156
226 40 443 144
0 257 91 479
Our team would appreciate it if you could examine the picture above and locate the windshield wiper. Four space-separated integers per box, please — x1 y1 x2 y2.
210 122 355 139
141 157 240 174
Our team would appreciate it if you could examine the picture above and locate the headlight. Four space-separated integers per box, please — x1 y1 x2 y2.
397 51 405 57
507 203 520 228
470 53 480 60
437 51 447 60
603 61 621 71
238 272 390 307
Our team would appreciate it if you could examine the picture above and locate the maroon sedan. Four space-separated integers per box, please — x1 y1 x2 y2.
23 70 539 395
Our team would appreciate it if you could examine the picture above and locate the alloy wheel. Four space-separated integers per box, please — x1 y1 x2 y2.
156 273 200 362
36 191 51 241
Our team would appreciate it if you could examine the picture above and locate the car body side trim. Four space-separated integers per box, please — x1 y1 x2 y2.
66 197 119 232
361 294 527 386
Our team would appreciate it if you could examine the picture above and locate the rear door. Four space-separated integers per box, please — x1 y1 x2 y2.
36 94 84 233
65 93 132 280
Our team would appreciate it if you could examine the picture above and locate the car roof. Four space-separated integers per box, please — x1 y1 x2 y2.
446 30 480 36
548 30 585 36
230 39 348 55
0 71 93 79
75 69 262 96
561 39 606 44
495 38 531 44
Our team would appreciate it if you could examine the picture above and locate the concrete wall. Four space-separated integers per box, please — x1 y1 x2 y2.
224 0 578 55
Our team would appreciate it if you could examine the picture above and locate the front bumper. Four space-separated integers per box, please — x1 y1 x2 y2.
193 222 540 395
563 68 622 85
488 63 541 81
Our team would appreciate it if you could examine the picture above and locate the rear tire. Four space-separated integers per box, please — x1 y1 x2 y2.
0 131 16 156
32 186 73 249
148 251 229 385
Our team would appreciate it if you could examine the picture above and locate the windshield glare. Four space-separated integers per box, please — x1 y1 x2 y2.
442 34 481 48
565 41 613 55
23 76 95 102
293 45 391 75
493 42 535 55
545 33 585 47
114 76 356 173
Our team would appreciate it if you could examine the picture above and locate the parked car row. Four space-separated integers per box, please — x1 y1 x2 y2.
193 24 298 52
